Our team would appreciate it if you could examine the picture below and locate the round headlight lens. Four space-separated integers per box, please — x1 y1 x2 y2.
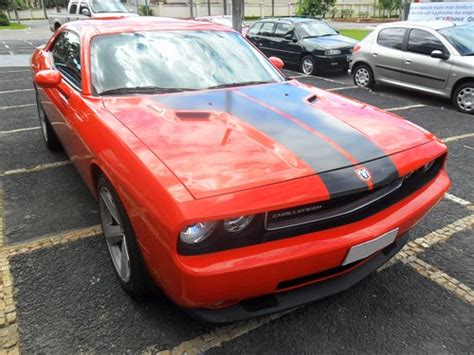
223 215 254 233
180 222 217 245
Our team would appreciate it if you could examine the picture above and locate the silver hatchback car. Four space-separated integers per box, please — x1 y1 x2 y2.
350 21 474 114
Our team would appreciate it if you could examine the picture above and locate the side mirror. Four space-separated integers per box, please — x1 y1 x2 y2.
269 56 284 70
284 33 294 40
81 8 91 17
34 70 62 88
431 49 449 60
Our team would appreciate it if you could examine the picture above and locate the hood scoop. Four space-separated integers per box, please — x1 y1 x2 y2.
175 111 211 121
306 95 318 104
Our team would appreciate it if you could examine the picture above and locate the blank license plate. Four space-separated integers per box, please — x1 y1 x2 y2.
343 228 398 266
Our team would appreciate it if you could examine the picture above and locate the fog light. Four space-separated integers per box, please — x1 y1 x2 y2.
223 215 254 233
180 222 216 244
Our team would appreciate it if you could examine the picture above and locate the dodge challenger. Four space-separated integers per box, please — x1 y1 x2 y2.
31 17 450 323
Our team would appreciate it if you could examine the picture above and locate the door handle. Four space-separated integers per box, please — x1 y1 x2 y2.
405 58 411 64
372 52 378 57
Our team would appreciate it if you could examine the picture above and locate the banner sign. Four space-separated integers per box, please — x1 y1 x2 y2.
408 2 474 23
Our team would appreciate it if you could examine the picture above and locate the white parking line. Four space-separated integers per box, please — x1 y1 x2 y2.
444 193 472 207
0 69 29 74
0 103 35 111
386 104 426 112
443 133 474 143
0 127 40 135
326 86 358 92
0 161 72 178
0 88 34 94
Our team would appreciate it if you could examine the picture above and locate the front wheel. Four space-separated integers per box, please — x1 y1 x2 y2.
452 82 474 114
300 55 316 75
353 63 375 89
35 89 62 150
98 175 151 296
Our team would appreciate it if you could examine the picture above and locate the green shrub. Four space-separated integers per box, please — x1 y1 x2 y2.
139 5 153 16
297 0 335 18
0 11 10 26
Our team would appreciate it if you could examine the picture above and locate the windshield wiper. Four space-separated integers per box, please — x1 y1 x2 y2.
99 86 195 95
205 81 275 90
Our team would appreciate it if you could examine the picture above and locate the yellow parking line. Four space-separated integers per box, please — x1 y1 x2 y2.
403 257 474 305
5 225 102 258
0 161 71 178
442 132 474 143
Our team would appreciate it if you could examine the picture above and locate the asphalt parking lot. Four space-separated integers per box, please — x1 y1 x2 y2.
0 40 473 353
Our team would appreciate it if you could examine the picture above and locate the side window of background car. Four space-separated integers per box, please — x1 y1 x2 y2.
407 29 446 56
258 22 275 37
377 28 405 50
248 23 262 36
69 3 77 14
51 31 82 89
275 23 294 38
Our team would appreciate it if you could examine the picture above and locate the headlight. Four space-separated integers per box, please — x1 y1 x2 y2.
324 49 341 56
223 215 254 233
180 222 217 245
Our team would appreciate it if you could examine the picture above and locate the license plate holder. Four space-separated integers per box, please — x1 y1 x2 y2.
343 228 398 266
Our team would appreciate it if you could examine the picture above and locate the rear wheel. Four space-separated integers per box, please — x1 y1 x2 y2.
35 89 62 150
98 175 151 296
453 82 474 114
353 63 375 89
300 55 316 75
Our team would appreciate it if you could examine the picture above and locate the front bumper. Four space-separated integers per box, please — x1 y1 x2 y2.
314 54 351 72
186 231 409 323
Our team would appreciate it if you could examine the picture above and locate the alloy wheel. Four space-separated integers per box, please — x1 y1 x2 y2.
457 87 474 112
99 186 131 283
355 67 370 87
302 58 314 75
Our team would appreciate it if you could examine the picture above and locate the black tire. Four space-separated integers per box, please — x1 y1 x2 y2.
452 82 474 114
35 89 62 150
352 63 376 89
300 55 317 75
54 22 61 31
97 175 151 297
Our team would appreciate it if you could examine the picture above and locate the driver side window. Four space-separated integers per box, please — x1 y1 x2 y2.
275 23 294 38
51 31 82 90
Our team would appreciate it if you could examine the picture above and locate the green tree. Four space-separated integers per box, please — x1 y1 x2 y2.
297 0 335 18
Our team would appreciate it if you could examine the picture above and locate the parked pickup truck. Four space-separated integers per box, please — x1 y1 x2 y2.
49 0 138 31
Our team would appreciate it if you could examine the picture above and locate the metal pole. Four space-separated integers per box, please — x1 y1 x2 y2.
144 0 149 15
271 0 274 16
223 0 227 15
190 0 194 17
207 0 210 15
40 0 47 18
232 0 242 33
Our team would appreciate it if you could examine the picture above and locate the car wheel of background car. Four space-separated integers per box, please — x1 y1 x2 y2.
353 63 375 89
54 22 60 31
35 89 62 150
453 82 474 114
300 55 316 75
98 175 151 296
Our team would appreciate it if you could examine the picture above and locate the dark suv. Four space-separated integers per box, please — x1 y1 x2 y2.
246 17 357 75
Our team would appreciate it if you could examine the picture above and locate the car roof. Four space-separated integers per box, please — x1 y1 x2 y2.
62 16 233 37
257 16 321 24
378 20 456 30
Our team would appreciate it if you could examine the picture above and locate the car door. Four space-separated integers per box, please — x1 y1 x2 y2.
45 31 91 178
371 27 406 82
253 22 277 57
273 23 302 65
401 28 452 91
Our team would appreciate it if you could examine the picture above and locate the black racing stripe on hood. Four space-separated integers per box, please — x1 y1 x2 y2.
153 90 371 195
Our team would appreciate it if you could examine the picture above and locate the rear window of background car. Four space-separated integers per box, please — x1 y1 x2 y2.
407 29 446 56
377 28 405 50
69 3 77 13
258 22 275 36
248 23 262 35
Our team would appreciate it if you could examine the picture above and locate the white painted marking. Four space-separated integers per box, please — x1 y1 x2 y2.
442 132 474 143
0 69 29 74
0 126 40 135
0 88 34 94
326 85 358 92
0 161 71 177
386 104 426 112
0 103 35 110
444 193 471 207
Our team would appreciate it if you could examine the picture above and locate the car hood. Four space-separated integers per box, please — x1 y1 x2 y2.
300 34 357 50
93 12 139 17
103 82 434 199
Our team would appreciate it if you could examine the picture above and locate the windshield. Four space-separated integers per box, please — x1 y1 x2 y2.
91 0 128 13
296 21 338 38
438 24 474 56
91 31 284 95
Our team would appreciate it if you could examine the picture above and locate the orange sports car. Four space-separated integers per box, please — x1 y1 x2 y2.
31 17 450 322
